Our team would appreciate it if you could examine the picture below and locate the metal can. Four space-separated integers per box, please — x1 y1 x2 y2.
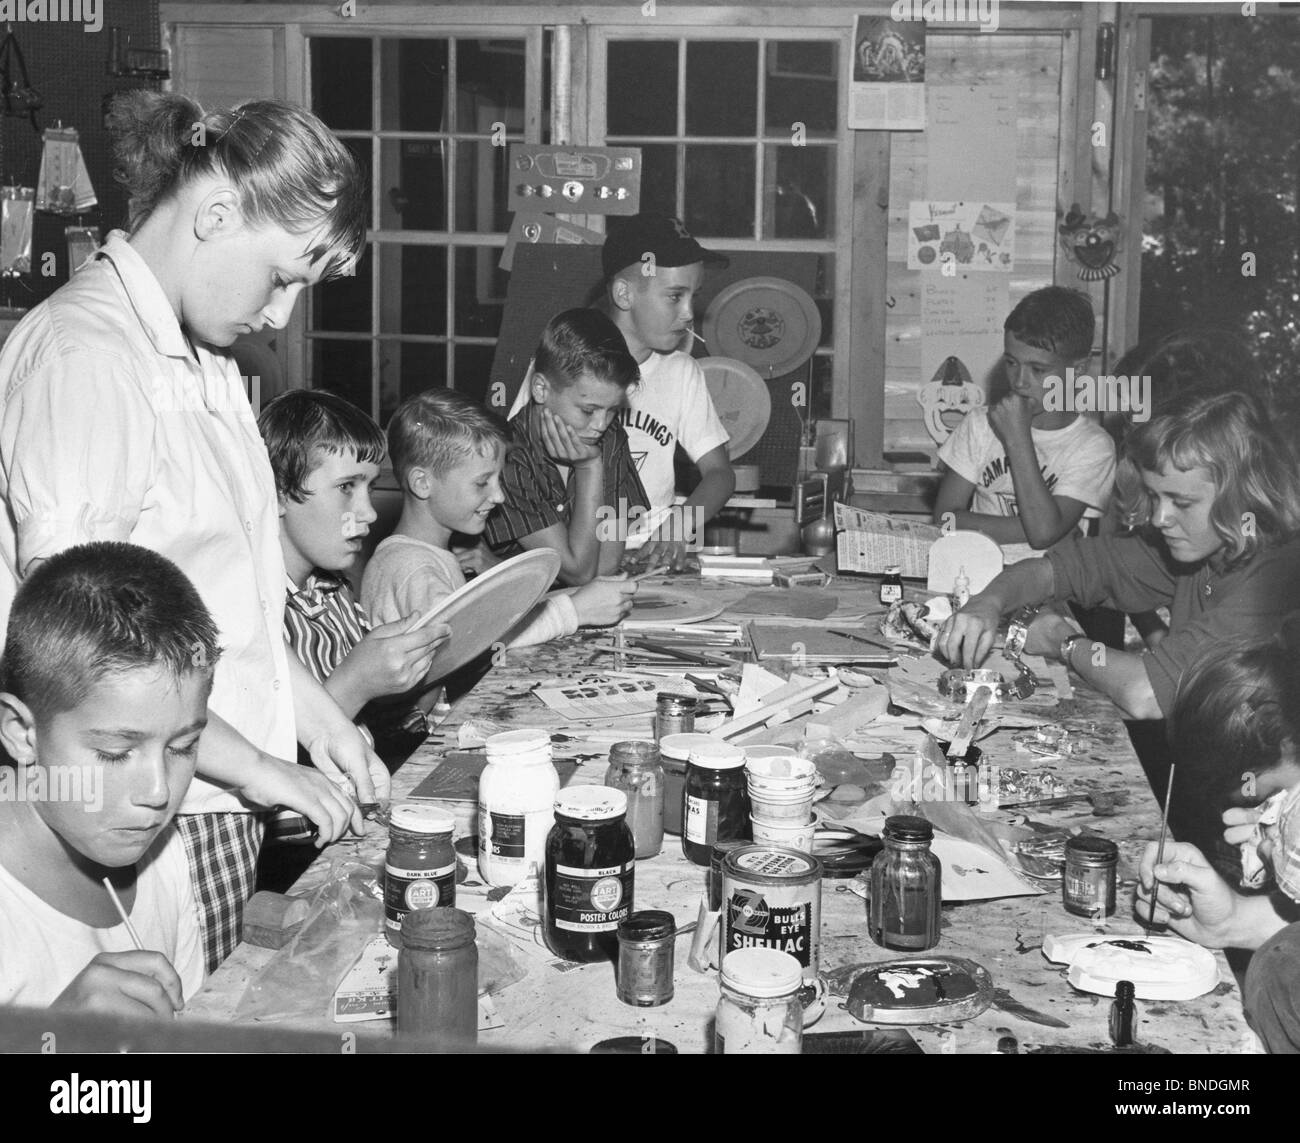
655 693 697 740
1062 834 1118 917
616 910 676 1007
720 845 823 986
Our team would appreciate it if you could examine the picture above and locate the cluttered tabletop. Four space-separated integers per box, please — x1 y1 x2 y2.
187 571 1251 1054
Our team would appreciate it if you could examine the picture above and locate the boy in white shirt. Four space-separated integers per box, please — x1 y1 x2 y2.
602 214 736 568
933 286 1116 549
0 542 212 1013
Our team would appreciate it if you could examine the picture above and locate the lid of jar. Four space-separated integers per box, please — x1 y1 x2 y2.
555 784 628 821
885 566 901 575
742 746 799 760
883 814 933 842
485 728 551 758
400 906 476 950
1066 834 1119 859
590 1037 678 1054
609 740 662 766
618 910 676 942
659 732 720 761
687 741 747 770
389 803 456 835
720 948 803 997
656 692 698 706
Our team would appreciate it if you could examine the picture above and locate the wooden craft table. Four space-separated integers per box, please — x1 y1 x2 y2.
187 575 1253 1054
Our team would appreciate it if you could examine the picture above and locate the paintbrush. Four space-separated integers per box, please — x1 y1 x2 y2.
626 638 738 666
828 628 897 653
102 877 145 950
632 565 671 581
1146 763 1177 930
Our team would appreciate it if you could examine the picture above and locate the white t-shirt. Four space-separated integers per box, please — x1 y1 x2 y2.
938 408 1116 524
618 351 730 515
506 350 729 518
0 824 205 1008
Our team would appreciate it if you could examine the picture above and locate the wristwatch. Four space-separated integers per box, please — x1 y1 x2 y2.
1003 604 1039 660
1059 632 1088 668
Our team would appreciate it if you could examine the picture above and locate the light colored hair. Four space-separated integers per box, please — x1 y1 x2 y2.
387 388 510 485
1125 389 1300 567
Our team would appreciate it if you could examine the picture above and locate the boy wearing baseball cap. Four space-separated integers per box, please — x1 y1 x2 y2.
601 213 736 568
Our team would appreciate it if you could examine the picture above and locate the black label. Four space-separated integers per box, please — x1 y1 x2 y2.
485 810 526 858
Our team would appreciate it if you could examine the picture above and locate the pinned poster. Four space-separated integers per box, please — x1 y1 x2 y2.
909 200 1016 271
849 14 925 131
925 84 1017 202
919 274 1008 397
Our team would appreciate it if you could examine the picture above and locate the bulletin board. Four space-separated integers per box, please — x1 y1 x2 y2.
881 32 1065 465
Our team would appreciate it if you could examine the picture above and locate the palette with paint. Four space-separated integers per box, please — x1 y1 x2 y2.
830 956 994 1025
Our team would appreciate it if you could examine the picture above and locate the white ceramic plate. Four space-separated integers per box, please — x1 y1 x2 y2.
417 548 561 680
698 356 772 461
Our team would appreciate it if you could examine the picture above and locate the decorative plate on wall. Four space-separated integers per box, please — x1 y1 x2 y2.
698 356 772 461
703 275 822 377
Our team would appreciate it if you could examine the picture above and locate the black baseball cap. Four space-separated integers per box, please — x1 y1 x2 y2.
601 213 729 279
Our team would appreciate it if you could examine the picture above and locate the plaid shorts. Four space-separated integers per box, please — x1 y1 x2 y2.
176 811 267 973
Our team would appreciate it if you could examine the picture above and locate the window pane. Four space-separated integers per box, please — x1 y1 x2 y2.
685 42 757 136
457 39 526 134
607 41 678 136
453 141 513 234
454 249 508 337
379 39 447 132
634 143 678 217
379 139 447 231
378 245 446 336
313 243 372 333
379 342 447 426
764 42 838 137
454 344 496 406
312 38 371 131
771 145 834 239
815 253 834 347
685 145 754 238
312 340 372 412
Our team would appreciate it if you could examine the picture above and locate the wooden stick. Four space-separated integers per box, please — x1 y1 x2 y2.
1146 763 1177 930
102 877 144 950
633 565 671 582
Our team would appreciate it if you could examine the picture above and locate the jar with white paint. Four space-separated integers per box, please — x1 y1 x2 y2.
477 728 559 887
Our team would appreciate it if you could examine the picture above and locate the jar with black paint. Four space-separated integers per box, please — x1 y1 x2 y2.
682 741 750 865
868 815 942 951
544 785 636 963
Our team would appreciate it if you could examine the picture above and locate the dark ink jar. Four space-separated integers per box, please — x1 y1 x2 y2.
544 785 636 963
682 741 750 865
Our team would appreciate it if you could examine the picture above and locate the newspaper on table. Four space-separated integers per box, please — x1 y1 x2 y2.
833 503 1038 578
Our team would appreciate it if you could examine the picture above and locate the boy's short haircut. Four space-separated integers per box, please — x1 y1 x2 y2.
1 542 222 723
258 389 387 503
1004 286 1095 361
534 308 639 392
387 388 511 484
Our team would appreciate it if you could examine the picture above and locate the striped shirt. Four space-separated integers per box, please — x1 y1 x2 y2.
282 570 369 684
485 401 649 555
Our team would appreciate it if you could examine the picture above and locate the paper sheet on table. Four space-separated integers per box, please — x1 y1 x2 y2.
931 836 1046 901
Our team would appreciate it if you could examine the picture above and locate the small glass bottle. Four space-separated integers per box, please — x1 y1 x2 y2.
544 786 636 963
604 740 665 859
396 907 478 1048
682 741 750 865
715 948 803 1055
879 565 904 605
655 693 697 740
869 815 942 951
616 910 676 1007
1110 979 1137 1047
383 804 457 947
951 566 971 610
1062 835 1119 918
